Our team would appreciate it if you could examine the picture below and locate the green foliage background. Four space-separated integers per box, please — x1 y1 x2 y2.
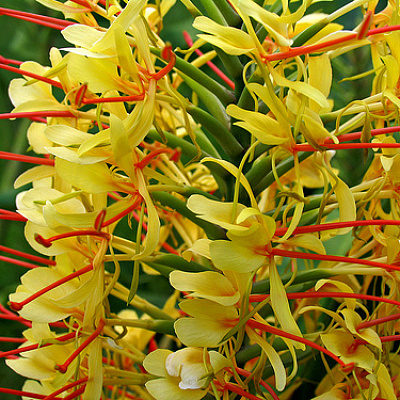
0 1 377 398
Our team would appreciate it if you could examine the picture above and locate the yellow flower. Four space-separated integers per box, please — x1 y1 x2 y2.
144 348 229 400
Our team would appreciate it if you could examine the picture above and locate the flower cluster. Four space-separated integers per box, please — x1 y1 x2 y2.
1 0 400 399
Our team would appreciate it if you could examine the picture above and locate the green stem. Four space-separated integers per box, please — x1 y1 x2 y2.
214 0 241 27
144 254 212 273
151 48 236 105
199 0 228 26
180 72 230 129
291 18 329 47
106 318 175 336
253 152 311 196
251 269 338 294
187 105 243 161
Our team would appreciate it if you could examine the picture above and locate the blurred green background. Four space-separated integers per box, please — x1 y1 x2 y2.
0 0 377 398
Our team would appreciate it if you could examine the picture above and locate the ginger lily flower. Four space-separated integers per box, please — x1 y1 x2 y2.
144 348 229 400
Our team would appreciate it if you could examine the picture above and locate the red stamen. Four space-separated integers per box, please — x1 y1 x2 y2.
0 7 75 30
94 209 107 231
269 248 400 273
0 209 27 221
246 320 351 369
149 44 176 81
131 211 179 255
275 220 400 236
0 55 23 66
56 319 105 373
380 334 400 343
135 148 177 169
249 292 400 308
9 264 93 312
64 387 86 400
102 197 142 227
0 387 62 400
357 313 400 331
264 24 400 61
0 337 26 343
43 378 88 400
0 111 75 120
234 367 280 400
0 332 76 358
219 382 264 400
294 142 400 152
0 151 54 166
81 93 145 104
0 254 43 269
0 244 56 266
74 83 88 107
34 230 111 248
333 126 400 143
357 10 373 39
183 31 235 89
0 62 63 89
0 313 31 327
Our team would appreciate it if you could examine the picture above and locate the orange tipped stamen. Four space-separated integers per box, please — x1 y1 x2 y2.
8 264 93 312
34 229 111 248
0 151 54 166
55 319 105 373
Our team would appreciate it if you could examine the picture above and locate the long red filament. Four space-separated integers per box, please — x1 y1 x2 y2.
269 248 400 273
0 332 76 359
0 63 63 88
56 319 105 373
0 244 56 266
35 230 111 248
43 378 88 400
264 24 400 61
246 320 351 369
0 151 54 166
0 254 43 269
0 111 75 120
275 220 400 236
234 367 280 400
183 31 235 89
294 142 400 152
357 313 400 331
9 264 93 312
249 292 400 308
0 387 62 400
